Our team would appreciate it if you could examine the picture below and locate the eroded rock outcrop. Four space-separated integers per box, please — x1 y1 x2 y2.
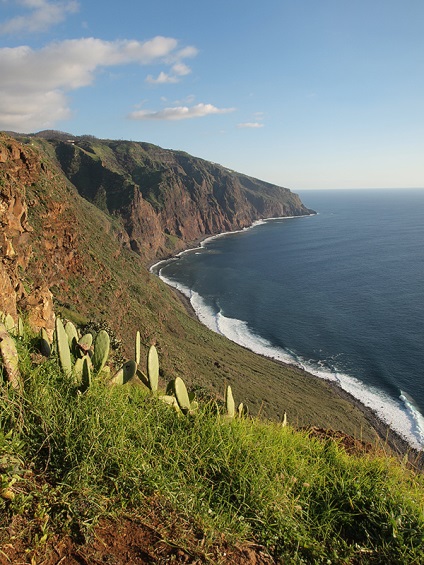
0 136 37 323
0 134 73 337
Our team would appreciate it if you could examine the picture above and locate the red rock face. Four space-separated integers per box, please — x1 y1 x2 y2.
0 136 35 322
0 135 79 337
52 137 313 261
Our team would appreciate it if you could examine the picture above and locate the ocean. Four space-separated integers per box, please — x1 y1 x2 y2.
153 188 424 449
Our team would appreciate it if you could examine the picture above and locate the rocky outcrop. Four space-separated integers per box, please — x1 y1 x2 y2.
0 134 81 338
0 135 39 323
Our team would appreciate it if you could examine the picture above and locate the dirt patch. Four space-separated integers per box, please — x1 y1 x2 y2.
1 517 275 565
302 426 376 457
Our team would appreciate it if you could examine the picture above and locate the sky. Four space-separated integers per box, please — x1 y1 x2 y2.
0 0 423 189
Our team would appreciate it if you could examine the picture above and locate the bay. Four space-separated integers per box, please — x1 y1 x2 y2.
155 188 424 449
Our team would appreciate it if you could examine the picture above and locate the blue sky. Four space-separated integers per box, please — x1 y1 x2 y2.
1 0 423 189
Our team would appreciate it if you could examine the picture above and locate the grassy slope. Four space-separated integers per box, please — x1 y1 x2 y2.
22 138 387 444
1 331 423 564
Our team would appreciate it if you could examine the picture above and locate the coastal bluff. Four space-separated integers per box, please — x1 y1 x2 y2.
0 130 405 450
45 132 314 261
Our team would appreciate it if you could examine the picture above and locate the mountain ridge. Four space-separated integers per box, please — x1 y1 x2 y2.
8 130 314 261
51 133 315 261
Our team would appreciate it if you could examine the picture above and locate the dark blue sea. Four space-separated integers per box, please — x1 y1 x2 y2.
153 189 424 448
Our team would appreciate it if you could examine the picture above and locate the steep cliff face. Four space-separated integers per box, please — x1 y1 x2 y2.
0 134 126 338
49 136 314 260
0 134 55 336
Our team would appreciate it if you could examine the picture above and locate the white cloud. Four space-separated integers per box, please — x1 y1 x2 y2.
237 122 264 129
0 90 71 131
171 63 191 76
145 62 192 85
0 0 79 34
173 46 198 60
173 94 196 105
0 36 197 131
129 103 235 121
146 72 179 85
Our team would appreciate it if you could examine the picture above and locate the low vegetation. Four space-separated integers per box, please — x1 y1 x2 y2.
1 318 423 564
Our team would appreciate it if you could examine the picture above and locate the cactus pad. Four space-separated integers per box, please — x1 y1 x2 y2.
56 318 72 378
39 328 51 358
92 330 110 374
73 357 84 383
81 356 92 391
65 321 79 355
4 314 15 334
225 385 235 418
77 333 93 357
147 345 159 392
174 377 191 413
109 360 137 386
135 331 141 365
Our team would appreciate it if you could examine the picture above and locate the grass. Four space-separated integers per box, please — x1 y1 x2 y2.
1 329 424 564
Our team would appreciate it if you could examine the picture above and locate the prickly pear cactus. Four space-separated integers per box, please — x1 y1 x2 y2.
77 333 93 357
147 345 159 392
73 356 84 383
123 360 137 383
189 400 199 412
109 360 137 386
39 328 51 358
135 331 141 365
56 318 72 378
225 385 235 418
159 395 181 412
81 355 91 391
109 367 124 386
17 317 24 338
4 314 15 334
136 368 149 388
174 377 191 413
0 322 21 390
92 330 110 374
65 321 79 355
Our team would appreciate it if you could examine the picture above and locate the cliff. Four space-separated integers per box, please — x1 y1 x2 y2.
0 134 55 337
43 133 313 260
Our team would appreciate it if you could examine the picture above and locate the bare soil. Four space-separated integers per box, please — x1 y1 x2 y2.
1 517 275 565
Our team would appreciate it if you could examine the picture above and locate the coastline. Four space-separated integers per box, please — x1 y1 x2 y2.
149 225 424 470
